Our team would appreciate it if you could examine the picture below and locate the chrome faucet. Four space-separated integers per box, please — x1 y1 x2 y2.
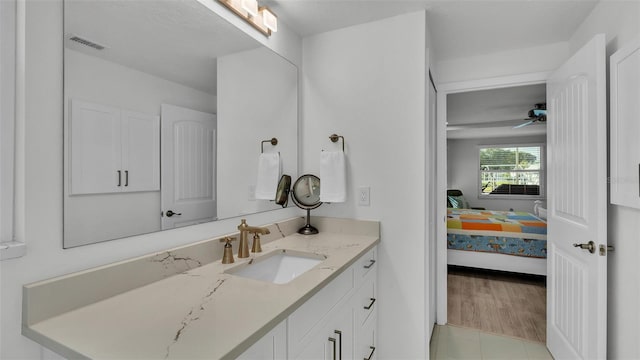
237 219 270 258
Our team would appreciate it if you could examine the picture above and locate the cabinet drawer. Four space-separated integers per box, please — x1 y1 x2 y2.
355 271 377 326
355 247 377 286
356 312 377 360
288 266 354 350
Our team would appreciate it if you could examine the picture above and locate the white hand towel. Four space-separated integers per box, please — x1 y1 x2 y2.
320 151 346 203
255 152 281 200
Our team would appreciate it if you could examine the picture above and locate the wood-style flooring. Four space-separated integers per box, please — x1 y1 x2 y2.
447 265 547 343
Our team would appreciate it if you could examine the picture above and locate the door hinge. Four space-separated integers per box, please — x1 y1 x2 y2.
599 244 615 256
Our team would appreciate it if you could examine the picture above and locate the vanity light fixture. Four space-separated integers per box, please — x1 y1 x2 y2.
261 7 277 33
241 0 258 17
217 0 278 37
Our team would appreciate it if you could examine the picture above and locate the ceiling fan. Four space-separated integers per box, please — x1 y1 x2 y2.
514 103 546 129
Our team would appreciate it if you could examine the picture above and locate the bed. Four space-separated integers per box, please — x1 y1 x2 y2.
447 208 547 275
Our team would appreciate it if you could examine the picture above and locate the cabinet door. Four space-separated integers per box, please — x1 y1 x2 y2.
355 313 377 360
237 320 287 360
70 100 121 195
610 37 640 209
294 304 353 360
121 110 160 192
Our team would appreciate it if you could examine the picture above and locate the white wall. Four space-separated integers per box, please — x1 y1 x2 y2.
0 1 301 358
568 1 640 358
447 135 546 213
64 49 217 247
217 47 298 218
302 11 429 358
0 0 16 245
436 41 569 84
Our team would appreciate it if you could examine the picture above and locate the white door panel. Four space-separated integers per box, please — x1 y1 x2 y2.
122 110 160 192
161 104 217 230
610 37 640 209
70 100 121 194
546 34 607 360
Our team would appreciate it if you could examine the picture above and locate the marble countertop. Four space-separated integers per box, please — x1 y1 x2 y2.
23 218 379 359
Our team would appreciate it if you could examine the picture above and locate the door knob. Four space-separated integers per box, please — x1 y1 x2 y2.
573 240 595 254
165 210 182 217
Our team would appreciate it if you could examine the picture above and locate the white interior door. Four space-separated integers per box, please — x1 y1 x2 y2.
546 34 607 359
427 75 437 340
161 104 217 230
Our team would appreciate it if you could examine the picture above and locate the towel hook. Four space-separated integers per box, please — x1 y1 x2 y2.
329 134 345 152
261 137 278 153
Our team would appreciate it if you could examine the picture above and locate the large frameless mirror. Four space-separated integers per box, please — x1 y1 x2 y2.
63 0 298 248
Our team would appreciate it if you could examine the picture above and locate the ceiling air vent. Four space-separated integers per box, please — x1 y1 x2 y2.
68 35 106 51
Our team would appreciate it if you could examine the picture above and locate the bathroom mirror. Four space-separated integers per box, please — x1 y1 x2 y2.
291 174 322 235
63 0 298 248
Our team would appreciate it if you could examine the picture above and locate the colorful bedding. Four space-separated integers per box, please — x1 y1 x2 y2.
447 208 547 258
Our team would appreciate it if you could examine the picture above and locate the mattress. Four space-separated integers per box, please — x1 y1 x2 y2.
447 208 547 258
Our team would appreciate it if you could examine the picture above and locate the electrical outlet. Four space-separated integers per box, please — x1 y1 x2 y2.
358 187 370 206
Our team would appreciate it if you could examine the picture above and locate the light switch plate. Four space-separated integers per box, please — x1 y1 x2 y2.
358 187 370 206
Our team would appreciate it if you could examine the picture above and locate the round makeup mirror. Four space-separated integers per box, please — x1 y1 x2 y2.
291 174 321 235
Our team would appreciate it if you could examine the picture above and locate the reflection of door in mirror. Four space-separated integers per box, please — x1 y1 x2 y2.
161 104 217 230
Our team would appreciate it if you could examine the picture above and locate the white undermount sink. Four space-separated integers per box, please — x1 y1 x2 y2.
226 250 325 284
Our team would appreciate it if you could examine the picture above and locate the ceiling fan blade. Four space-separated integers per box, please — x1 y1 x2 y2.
513 120 535 129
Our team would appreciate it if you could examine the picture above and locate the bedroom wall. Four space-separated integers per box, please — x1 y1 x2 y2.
568 1 640 359
0 2 302 359
302 11 431 358
447 135 547 213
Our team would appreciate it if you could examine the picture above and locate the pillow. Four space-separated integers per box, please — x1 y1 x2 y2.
448 195 470 209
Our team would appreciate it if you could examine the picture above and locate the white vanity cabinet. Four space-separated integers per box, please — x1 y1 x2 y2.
352 247 378 360
288 246 378 360
237 246 378 360
237 320 287 360
70 99 160 195
610 37 640 209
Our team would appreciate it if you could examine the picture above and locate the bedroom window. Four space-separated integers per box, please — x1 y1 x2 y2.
479 144 544 197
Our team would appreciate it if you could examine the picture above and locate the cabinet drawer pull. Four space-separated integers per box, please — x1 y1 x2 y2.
117 170 122 187
364 259 376 269
125 170 129 187
334 330 342 360
328 337 337 360
364 346 376 360
364 298 376 310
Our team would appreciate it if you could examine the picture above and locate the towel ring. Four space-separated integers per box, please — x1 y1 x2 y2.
329 134 345 152
261 138 278 153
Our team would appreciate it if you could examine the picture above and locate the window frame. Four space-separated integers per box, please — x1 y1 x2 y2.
477 143 546 200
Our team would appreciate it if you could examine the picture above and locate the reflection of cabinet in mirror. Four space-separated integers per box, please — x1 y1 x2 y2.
69 99 159 195
63 0 298 248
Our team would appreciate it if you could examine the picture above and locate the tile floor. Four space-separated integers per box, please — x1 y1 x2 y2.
430 325 554 360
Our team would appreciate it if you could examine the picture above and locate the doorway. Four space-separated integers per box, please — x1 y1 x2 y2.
434 72 550 341
433 34 609 360
445 82 548 342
